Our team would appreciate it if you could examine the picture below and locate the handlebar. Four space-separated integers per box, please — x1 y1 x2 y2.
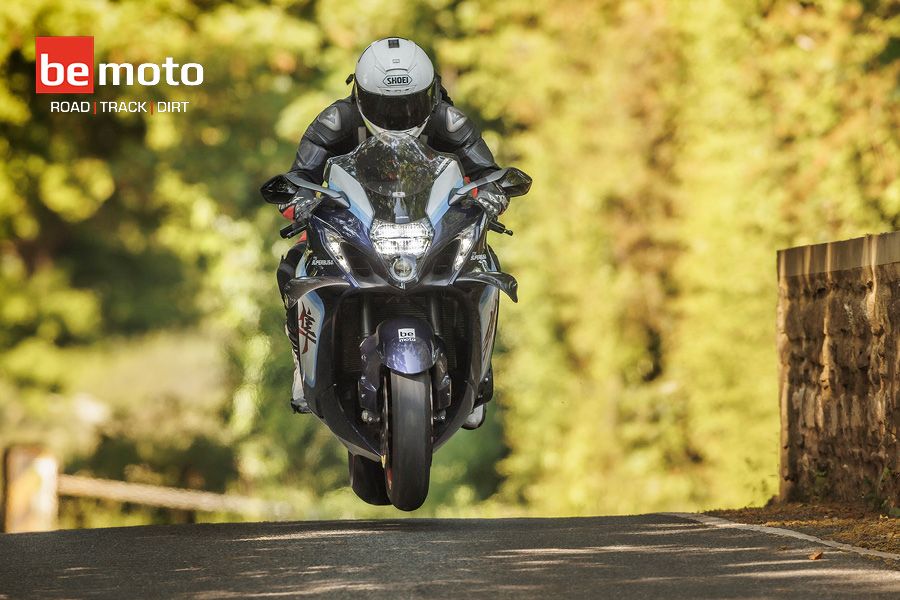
488 220 514 236
284 220 509 240
280 222 306 239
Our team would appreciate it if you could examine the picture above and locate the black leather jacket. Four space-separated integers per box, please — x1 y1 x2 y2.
289 94 499 184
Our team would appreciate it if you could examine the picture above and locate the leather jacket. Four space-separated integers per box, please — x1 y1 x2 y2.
288 94 500 185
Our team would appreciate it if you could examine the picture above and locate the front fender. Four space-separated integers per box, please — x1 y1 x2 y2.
377 317 437 375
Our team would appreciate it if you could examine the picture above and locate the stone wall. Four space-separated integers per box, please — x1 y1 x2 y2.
777 231 899 506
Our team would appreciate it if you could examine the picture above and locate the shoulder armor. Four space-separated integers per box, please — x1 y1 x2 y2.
445 106 468 133
317 105 342 132
306 98 357 147
431 101 476 146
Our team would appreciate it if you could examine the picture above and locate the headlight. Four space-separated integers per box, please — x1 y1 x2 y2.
371 219 433 258
452 224 478 271
390 256 416 282
323 229 351 271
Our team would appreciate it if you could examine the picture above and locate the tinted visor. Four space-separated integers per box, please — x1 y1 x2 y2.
357 85 435 131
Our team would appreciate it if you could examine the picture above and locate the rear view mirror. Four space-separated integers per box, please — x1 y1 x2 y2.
260 173 350 209
449 167 533 205
498 168 531 197
260 174 298 205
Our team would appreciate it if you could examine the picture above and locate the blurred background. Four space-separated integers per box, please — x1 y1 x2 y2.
0 0 898 526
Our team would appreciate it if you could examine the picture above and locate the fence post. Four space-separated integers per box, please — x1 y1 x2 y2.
2 446 58 533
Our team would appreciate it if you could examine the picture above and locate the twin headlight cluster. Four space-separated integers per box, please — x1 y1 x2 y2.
324 218 477 284
371 220 432 283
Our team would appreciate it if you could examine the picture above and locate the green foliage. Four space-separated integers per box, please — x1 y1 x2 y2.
1 0 897 523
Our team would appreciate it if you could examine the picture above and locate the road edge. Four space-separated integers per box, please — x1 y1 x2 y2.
665 512 900 562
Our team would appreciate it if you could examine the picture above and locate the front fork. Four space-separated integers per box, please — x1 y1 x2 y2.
428 295 442 338
361 295 373 338
426 294 452 424
357 292 451 425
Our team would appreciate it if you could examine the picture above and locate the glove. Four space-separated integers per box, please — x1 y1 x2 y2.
469 183 509 220
278 188 321 223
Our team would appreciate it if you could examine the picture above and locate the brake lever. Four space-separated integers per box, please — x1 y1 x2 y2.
488 220 514 236
280 222 307 239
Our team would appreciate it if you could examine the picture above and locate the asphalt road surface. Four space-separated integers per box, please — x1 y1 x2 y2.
1 514 898 599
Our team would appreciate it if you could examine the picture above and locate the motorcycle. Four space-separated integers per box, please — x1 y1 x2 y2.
261 133 531 510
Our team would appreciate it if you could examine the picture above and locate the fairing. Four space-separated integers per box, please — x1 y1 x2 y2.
285 133 516 459
328 133 462 224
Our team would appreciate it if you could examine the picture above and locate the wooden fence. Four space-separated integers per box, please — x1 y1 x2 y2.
2 446 294 533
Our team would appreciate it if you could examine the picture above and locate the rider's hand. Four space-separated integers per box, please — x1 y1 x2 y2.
278 188 321 223
469 182 509 220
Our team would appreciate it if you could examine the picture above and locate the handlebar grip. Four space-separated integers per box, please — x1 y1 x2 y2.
280 222 306 239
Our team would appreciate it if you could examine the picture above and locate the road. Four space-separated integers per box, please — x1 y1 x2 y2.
1 514 898 599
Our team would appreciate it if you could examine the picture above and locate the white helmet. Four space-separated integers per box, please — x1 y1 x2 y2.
354 38 437 137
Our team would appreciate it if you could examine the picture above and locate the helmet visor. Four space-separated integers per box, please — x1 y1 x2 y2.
357 85 434 131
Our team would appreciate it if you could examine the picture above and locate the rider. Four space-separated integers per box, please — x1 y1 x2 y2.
275 37 507 415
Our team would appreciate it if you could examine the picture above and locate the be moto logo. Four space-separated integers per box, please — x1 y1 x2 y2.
36 36 94 94
35 36 203 94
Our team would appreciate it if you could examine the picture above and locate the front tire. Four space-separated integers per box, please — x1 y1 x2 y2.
383 371 433 511
348 452 390 505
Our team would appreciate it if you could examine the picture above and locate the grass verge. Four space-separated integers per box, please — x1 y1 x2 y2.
707 501 899 556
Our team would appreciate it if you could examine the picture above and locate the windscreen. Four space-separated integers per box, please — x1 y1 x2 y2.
329 133 454 223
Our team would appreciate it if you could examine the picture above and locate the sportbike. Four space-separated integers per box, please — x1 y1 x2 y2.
262 133 530 510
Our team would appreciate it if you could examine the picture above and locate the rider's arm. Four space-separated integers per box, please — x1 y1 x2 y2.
283 98 359 219
428 101 507 216
428 101 500 180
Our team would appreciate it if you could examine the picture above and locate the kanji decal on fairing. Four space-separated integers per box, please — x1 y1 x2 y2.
298 302 318 354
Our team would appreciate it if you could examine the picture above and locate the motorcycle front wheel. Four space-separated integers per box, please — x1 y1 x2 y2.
382 370 433 511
